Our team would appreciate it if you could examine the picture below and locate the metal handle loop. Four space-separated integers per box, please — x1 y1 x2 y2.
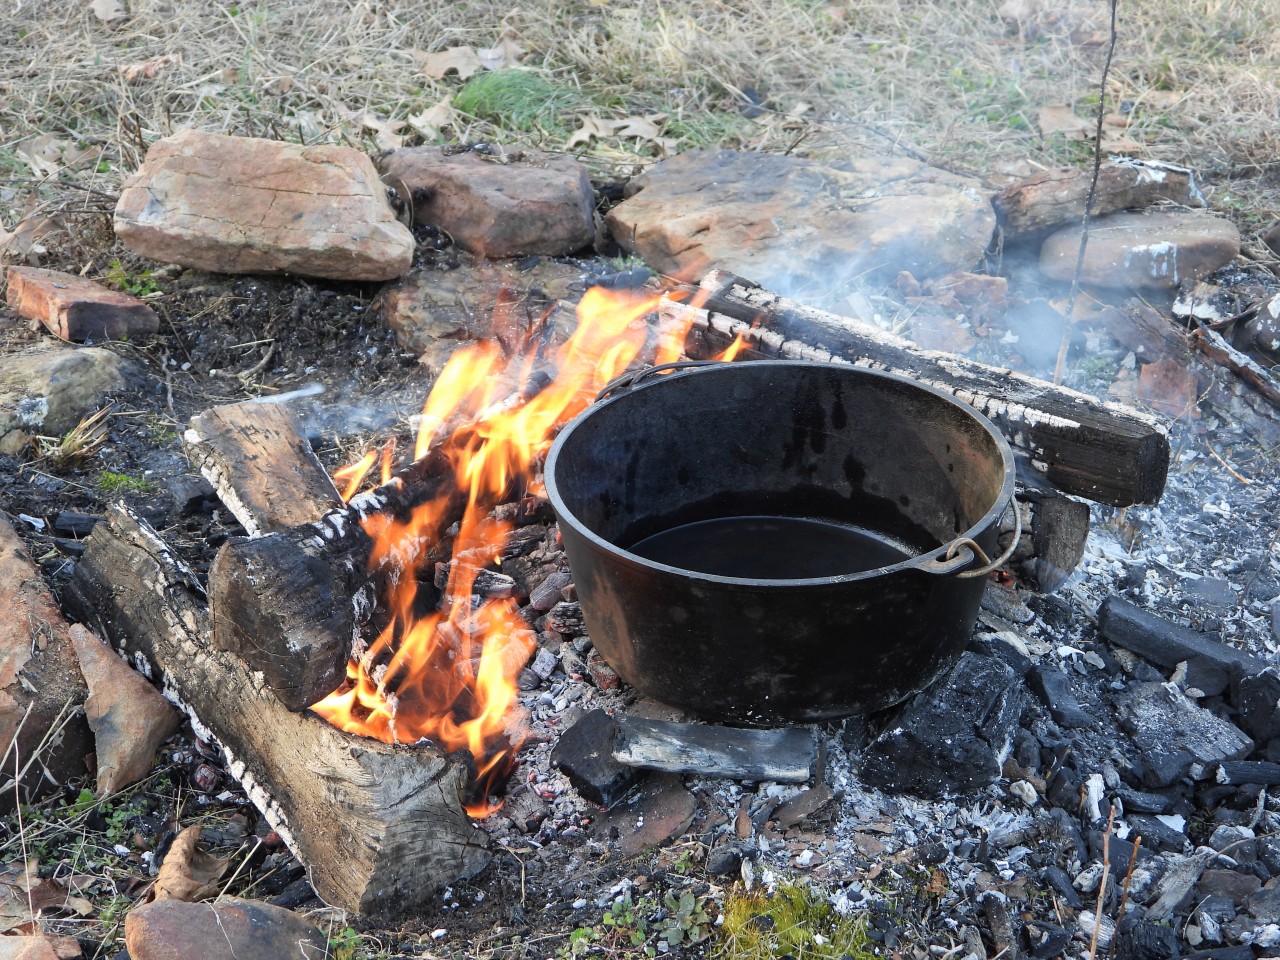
595 360 719 403
944 498 1023 579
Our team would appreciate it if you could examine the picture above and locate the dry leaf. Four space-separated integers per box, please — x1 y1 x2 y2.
1037 104 1093 139
15 135 94 179
566 114 672 152
152 826 229 902
0 860 89 933
612 114 665 140
407 97 457 140
476 37 524 72
118 53 180 82
359 112 407 152
1100 134 1144 154
422 46 484 81
0 210 60 265
565 116 616 150
90 0 125 21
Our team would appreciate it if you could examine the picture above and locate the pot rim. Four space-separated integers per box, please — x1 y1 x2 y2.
545 360 1017 587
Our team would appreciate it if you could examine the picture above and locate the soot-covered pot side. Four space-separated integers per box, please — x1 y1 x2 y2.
545 361 1015 725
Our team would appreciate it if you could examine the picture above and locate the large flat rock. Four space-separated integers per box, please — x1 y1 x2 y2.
604 149 996 287
1040 210 1239 289
378 146 597 257
115 130 414 281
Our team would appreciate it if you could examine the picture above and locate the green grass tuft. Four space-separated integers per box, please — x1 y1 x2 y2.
452 69 585 134
715 883 875 960
98 471 155 495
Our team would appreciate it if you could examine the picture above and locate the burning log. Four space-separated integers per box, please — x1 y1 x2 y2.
62 504 489 918
670 270 1170 507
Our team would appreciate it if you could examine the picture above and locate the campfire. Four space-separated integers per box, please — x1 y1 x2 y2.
62 269 1176 919
311 285 716 813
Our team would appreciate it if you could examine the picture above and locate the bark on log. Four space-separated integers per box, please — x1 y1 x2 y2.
672 270 1170 507
62 505 489 918
207 449 462 710
183 400 343 536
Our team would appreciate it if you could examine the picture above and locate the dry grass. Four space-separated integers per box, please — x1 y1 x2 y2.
1 0 1277 253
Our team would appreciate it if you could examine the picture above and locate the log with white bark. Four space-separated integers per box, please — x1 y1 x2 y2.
62 504 490 918
672 270 1170 507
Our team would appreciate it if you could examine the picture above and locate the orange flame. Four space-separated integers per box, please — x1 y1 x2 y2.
313 287 668 816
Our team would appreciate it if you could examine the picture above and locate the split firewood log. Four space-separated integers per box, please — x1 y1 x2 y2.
63 505 489 918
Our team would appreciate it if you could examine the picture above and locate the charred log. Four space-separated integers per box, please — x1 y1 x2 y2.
62 505 489 918
1002 486 1091 594
672 270 1170 507
183 401 344 536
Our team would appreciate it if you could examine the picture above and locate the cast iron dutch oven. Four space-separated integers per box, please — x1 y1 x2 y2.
544 360 1016 725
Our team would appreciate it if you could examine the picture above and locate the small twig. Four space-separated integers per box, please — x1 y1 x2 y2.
1117 834 1142 924
236 341 277 383
1204 440 1253 484
1054 0 1121 385
216 837 264 901
1087 804 1115 960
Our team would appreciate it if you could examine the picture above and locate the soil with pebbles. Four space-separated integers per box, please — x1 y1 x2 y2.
5 239 1280 959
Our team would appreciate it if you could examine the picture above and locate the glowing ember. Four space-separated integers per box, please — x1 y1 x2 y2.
313 286 698 816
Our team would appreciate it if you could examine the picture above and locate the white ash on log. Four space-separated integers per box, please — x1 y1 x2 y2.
183 401 343 537
670 270 1170 507
62 505 489 918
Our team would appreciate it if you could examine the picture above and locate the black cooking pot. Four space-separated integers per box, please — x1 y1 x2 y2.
544 361 1015 725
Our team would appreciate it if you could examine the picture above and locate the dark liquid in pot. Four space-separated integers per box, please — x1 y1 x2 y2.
626 515 918 579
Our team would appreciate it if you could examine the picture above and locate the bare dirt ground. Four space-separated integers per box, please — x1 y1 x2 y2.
1 1 1279 958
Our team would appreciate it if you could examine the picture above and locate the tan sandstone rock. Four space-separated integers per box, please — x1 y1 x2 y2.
71 624 181 795
1040 210 1240 289
377 255 580 358
0 515 91 802
124 897 328 960
604 149 996 288
115 130 414 281
0 933 82 959
378 146 597 257
994 160 1204 239
6 266 159 342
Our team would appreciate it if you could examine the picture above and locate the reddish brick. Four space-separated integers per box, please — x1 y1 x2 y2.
6 266 158 342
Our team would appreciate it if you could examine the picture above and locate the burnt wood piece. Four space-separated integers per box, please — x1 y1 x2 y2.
1005 486 1090 593
611 715 816 783
670 270 1170 507
184 401 343 537
550 708 642 809
1214 761 1280 786
62 505 489 918
52 511 104 538
1098 597 1268 698
1190 317 1280 409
